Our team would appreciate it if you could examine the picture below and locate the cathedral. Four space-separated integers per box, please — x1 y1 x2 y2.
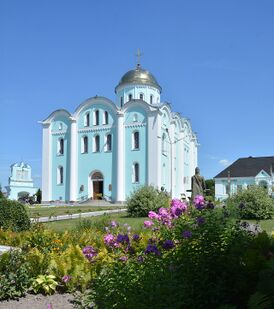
41 61 198 203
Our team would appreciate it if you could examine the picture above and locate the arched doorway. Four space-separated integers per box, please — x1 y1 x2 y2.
91 171 104 199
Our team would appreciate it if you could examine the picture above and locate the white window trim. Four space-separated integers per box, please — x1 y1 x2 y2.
132 162 140 183
57 166 63 185
104 134 112 152
81 136 88 154
132 131 140 150
84 112 90 127
93 135 100 152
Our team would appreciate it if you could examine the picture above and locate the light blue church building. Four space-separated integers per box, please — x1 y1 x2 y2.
41 63 198 203
6 162 38 200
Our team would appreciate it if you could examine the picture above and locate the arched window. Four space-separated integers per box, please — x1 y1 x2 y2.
58 138 64 155
150 95 153 104
132 163 139 183
162 133 167 154
106 134 112 151
104 111 109 125
84 112 90 127
120 96 123 107
139 93 144 100
81 136 88 153
128 94 133 101
132 131 139 150
94 135 100 152
58 123 63 130
94 110 99 126
57 166 63 185
133 113 138 122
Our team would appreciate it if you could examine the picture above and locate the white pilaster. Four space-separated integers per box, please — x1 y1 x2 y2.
42 123 52 202
178 131 184 195
70 119 77 201
169 124 175 198
116 112 125 201
157 115 162 189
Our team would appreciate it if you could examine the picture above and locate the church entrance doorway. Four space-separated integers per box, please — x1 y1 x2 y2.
91 171 104 200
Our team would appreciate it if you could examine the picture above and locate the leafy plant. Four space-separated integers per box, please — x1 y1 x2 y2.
227 185 274 220
31 274 58 295
127 185 170 217
0 250 32 300
0 198 31 231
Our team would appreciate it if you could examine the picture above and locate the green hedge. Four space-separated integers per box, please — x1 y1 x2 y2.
127 185 170 217
227 185 274 220
0 198 31 231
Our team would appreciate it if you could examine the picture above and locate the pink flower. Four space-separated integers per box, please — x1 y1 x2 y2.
144 220 154 228
47 305 53 309
159 207 169 217
111 220 118 227
104 233 115 246
170 199 188 218
62 275 72 283
194 195 204 205
148 211 159 220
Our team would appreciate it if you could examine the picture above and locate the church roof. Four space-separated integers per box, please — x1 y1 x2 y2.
115 64 162 93
214 156 274 178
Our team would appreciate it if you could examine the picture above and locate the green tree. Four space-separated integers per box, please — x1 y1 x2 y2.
205 179 215 199
35 188 42 204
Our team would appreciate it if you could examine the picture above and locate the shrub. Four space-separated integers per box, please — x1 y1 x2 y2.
89 204 273 308
227 185 274 220
0 250 32 300
0 198 31 231
127 185 170 217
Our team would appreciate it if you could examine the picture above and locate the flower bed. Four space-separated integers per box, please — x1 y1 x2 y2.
0 196 273 308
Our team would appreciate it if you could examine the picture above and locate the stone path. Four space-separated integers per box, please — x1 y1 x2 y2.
31 208 127 223
0 293 74 309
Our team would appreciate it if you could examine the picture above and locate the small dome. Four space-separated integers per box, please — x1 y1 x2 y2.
115 65 161 93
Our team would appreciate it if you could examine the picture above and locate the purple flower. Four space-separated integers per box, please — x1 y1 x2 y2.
162 239 175 250
144 220 154 228
119 255 128 262
196 216 205 225
182 230 192 239
194 195 204 204
104 233 115 246
117 234 130 244
111 220 118 227
82 246 97 261
62 275 72 283
47 304 53 309
132 234 140 241
148 211 159 220
137 255 144 263
144 244 161 256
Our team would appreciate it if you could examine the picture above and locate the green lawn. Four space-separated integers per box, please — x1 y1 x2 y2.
43 213 146 233
246 219 274 234
28 205 124 218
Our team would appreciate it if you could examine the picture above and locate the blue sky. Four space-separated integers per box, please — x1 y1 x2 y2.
1 0 274 189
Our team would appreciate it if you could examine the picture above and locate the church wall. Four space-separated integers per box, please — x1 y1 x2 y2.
117 85 160 105
124 106 148 198
51 116 71 202
76 103 116 201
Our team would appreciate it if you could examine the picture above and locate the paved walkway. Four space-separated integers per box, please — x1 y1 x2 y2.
31 208 127 223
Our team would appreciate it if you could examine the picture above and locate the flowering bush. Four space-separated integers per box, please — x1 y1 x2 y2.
89 197 274 308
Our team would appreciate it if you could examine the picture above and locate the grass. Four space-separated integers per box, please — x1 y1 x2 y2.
246 219 274 234
43 212 146 233
27 205 124 218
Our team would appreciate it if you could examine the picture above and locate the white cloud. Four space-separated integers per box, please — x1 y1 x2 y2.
219 159 231 167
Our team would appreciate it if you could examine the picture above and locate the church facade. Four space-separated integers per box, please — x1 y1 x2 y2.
41 64 198 203
6 162 38 200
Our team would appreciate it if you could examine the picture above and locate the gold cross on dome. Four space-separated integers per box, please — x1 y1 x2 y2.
135 48 143 66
